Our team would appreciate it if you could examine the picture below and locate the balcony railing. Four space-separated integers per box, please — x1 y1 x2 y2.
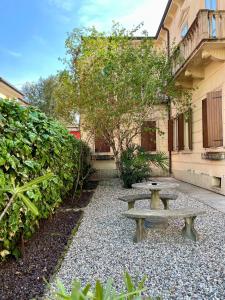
173 10 225 75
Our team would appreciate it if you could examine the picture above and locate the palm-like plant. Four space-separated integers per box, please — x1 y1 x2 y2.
120 145 168 188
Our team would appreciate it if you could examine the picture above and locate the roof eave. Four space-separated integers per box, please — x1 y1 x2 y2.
0 77 24 97
155 0 173 38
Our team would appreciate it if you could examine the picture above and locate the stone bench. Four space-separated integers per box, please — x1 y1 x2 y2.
118 193 178 210
123 208 205 242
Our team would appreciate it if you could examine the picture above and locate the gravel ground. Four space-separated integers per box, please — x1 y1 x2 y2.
47 179 225 300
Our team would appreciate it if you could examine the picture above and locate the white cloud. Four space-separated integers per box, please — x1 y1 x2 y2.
7 50 22 58
48 0 74 11
0 47 22 58
78 0 168 36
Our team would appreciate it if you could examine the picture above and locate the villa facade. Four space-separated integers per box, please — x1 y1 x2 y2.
82 0 225 196
156 0 225 195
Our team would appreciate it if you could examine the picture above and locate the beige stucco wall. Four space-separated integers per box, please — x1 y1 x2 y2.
159 0 225 195
171 60 225 194
81 105 169 178
157 0 225 49
0 81 27 106
0 82 22 99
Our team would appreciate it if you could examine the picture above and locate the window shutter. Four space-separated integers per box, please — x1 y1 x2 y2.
141 121 156 151
188 108 193 150
203 90 223 148
168 119 173 151
95 136 110 153
202 98 208 148
178 113 184 151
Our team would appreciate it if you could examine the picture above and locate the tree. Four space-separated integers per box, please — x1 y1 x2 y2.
22 75 58 118
56 23 191 171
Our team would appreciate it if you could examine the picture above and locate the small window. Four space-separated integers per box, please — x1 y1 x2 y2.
95 136 110 153
168 110 193 152
205 0 217 10
181 24 188 38
141 121 156 151
212 176 221 188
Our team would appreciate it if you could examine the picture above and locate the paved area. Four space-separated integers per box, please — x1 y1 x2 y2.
154 177 225 214
47 178 225 300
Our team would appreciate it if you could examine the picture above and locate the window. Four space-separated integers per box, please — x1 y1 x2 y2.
168 109 193 151
181 23 188 38
212 176 222 188
95 136 110 153
202 90 223 148
141 121 156 151
205 0 217 10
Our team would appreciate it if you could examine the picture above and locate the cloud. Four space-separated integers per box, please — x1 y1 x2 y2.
0 47 22 58
7 50 22 57
48 0 74 11
78 0 168 36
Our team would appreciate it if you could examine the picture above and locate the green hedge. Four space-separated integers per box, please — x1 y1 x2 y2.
0 99 90 258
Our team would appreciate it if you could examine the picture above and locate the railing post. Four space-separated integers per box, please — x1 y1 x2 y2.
199 10 210 40
221 12 225 38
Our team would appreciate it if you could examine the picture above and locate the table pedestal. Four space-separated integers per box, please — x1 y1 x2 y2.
145 189 168 229
150 190 161 209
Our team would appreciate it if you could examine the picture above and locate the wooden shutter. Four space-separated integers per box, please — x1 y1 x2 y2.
202 98 208 148
95 136 110 153
202 90 223 148
178 113 184 151
188 108 193 150
168 119 173 151
141 121 156 151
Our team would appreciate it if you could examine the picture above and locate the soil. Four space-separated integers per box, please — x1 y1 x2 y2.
0 181 98 300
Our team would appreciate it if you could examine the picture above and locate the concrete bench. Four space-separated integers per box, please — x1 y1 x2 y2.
118 193 178 210
123 208 205 242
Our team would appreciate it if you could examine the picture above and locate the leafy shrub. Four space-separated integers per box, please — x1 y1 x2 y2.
0 99 91 259
55 272 151 300
120 145 168 188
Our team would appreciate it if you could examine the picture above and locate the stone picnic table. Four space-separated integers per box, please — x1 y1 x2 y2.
132 181 179 210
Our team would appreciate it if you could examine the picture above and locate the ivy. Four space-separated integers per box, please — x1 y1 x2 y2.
0 99 90 259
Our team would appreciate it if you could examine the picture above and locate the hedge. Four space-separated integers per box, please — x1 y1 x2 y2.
0 99 90 258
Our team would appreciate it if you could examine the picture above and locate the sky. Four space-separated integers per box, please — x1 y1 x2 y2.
0 0 168 90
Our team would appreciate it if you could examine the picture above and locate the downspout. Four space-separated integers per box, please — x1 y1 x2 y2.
162 25 172 174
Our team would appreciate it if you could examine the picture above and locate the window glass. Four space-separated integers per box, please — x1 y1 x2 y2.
181 24 188 38
205 0 217 10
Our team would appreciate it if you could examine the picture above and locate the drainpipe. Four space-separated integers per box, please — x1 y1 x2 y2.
162 25 172 175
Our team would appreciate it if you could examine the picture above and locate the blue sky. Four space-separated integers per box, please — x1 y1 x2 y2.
0 0 167 89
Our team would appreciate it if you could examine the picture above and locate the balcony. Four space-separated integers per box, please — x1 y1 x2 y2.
173 10 225 82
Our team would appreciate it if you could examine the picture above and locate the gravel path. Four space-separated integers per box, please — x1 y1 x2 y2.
47 179 225 299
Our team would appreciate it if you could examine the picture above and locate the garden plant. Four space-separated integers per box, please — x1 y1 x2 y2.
54 23 192 174
120 145 168 188
54 272 154 300
0 99 90 259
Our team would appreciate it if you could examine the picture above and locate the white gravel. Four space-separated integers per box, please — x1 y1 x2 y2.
47 179 225 299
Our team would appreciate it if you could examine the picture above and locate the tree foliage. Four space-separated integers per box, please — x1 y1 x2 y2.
22 75 58 118
0 99 90 259
56 23 191 169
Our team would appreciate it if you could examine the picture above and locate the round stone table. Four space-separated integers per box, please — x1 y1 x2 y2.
132 181 179 209
132 181 179 228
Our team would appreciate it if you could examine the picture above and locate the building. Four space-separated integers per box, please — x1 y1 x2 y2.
0 77 29 106
156 0 225 195
82 0 225 195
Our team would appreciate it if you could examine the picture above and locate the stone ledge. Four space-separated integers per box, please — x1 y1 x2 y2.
201 152 225 160
91 154 114 161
